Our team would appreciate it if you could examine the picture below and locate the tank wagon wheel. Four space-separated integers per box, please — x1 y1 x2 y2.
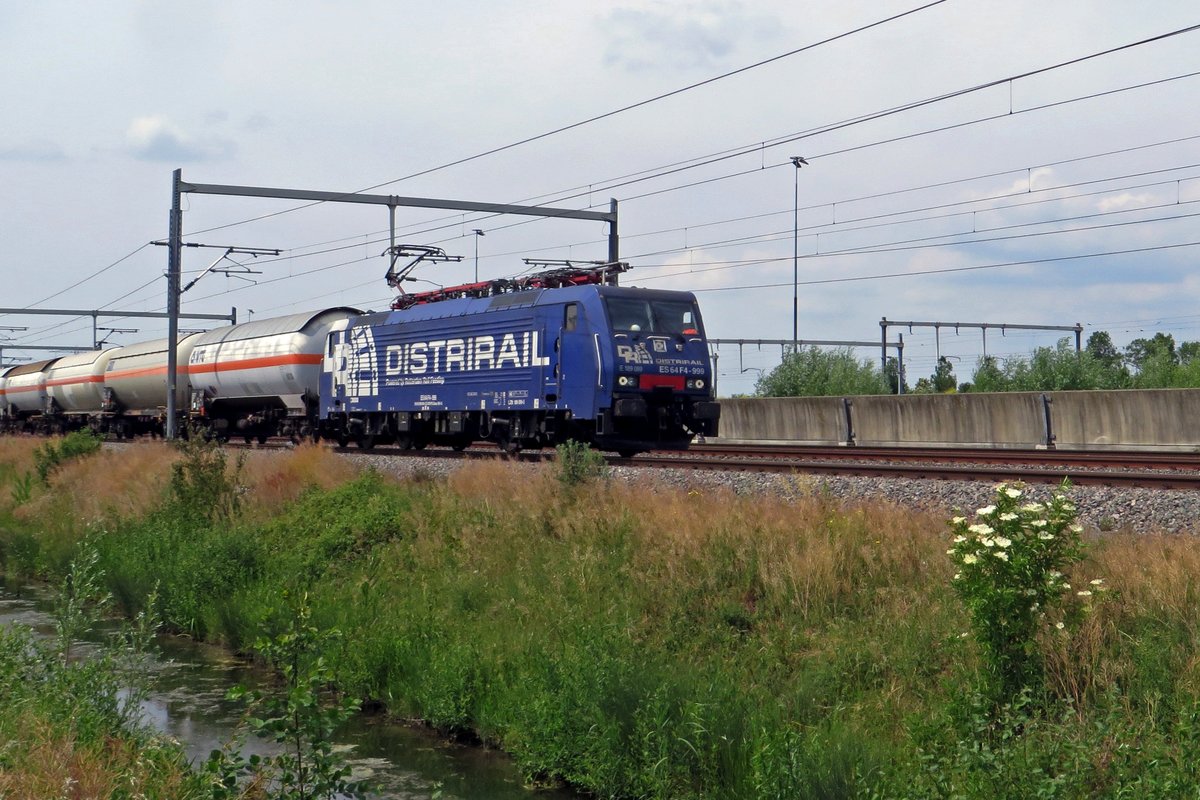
395 434 413 450
336 432 350 448
356 433 376 451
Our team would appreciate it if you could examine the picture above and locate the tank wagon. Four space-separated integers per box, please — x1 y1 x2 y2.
0 365 14 424
319 269 721 455
0 310 357 439
187 308 358 442
2 360 56 432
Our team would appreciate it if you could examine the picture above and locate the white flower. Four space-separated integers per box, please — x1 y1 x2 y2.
994 550 1009 561
1030 519 1048 528
946 549 956 555
1062 583 1071 590
1038 533 1055 540
1077 590 1092 597
1070 524 1084 534
951 516 967 525
1090 578 1104 586
953 535 966 543
1004 487 1023 499
981 537 995 548
1021 503 1045 513
994 536 1012 548
977 505 997 516
1050 571 1063 578
999 513 1018 522
953 573 962 580
968 523 994 536
1055 621 1065 630
963 554 978 564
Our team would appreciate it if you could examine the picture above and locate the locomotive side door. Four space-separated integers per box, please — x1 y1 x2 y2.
555 302 600 418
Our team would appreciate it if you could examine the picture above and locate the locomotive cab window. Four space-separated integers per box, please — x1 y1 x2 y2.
605 297 702 336
564 304 579 332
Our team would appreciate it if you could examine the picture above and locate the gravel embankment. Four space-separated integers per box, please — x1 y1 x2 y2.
342 452 1200 536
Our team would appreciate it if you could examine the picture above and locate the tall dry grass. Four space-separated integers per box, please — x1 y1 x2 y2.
238 443 360 517
15 441 179 527
0 714 194 799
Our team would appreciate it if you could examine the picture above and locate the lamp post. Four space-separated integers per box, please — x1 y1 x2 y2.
472 228 485 282
789 156 808 349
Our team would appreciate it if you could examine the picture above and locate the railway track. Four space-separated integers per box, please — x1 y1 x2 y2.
116 437 1200 491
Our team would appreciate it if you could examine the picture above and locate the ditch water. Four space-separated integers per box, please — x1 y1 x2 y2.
0 580 579 800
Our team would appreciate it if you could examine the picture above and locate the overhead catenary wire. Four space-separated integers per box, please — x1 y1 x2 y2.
9 20 1199 349
180 1 952 238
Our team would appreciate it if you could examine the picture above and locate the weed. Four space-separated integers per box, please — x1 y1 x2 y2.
206 591 365 799
555 439 609 487
33 429 102 485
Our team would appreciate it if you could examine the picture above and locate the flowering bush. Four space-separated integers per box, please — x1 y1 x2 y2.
947 481 1086 702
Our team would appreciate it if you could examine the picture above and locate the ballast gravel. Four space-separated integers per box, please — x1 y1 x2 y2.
343 452 1200 536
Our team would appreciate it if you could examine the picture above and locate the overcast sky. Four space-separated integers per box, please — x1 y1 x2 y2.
2 1 1197 394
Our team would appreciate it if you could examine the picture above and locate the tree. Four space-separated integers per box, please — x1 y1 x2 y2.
1125 333 1177 371
1085 331 1122 370
1178 341 1200 365
883 356 907 395
967 355 1008 392
755 346 888 397
933 357 957 393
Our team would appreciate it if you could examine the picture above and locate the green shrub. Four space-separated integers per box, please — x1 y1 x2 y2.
555 439 609 487
947 481 1091 703
33 428 102 484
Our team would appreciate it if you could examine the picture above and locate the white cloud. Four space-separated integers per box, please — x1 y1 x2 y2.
125 115 234 162
0 139 66 162
601 1 779 72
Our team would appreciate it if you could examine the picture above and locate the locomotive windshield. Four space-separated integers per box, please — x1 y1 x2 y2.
605 297 701 336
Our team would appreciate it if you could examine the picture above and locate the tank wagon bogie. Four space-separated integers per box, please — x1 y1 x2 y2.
318 284 720 455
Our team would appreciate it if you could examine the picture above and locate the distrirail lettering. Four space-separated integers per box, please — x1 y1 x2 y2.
383 331 550 376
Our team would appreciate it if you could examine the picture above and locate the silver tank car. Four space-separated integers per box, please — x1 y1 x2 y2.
104 334 201 415
46 348 120 414
3 359 55 417
187 308 359 441
0 365 12 418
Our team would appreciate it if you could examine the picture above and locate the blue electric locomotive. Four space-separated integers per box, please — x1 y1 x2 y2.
318 266 720 455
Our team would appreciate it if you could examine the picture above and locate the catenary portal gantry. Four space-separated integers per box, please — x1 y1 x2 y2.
164 169 621 438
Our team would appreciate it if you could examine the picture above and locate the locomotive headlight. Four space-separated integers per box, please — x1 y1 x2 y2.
618 375 635 387
687 378 706 390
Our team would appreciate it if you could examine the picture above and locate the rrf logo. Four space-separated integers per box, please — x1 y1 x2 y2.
617 343 654 365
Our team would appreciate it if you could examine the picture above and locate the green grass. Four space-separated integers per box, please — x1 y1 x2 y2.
5 441 1200 797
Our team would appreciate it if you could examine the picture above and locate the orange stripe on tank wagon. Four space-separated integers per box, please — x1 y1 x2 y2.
187 353 322 375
